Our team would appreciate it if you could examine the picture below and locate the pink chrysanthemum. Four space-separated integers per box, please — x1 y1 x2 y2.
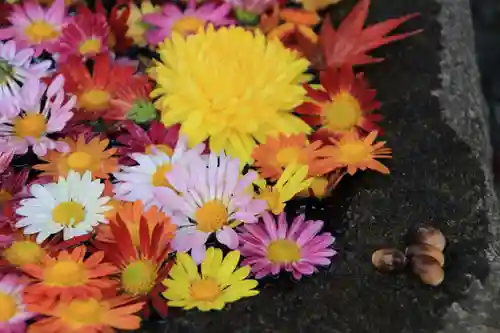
116 121 180 165
0 75 75 157
54 10 110 61
0 274 35 333
143 0 234 45
239 212 337 279
155 152 267 263
0 0 69 56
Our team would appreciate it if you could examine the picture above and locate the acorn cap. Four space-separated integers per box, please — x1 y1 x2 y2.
414 226 446 251
406 244 445 267
411 254 444 286
372 248 408 272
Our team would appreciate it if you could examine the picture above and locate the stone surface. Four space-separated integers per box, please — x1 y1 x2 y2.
137 1 499 332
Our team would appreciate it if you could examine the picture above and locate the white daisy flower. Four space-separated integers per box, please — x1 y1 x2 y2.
113 135 205 211
15 170 110 244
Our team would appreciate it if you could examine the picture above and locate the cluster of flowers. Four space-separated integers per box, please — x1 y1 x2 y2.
0 0 419 331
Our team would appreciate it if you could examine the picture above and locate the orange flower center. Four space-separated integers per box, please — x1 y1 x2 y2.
79 38 102 56
52 201 86 227
0 189 12 203
337 142 371 164
43 260 88 286
121 259 157 295
60 298 103 325
145 144 173 156
324 91 362 131
195 200 228 232
24 20 60 44
267 239 301 263
79 89 111 111
171 16 206 35
13 113 47 138
151 163 173 187
67 151 93 172
276 146 303 167
3 240 46 267
0 292 17 322
190 278 221 302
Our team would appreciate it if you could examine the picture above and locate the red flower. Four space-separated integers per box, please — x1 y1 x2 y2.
95 0 133 54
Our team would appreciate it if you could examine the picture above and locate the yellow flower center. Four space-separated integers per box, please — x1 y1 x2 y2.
67 152 93 172
151 163 173 187
324 92 362 131
276 146 302 167
43 260 88 286
3 240 46 267
13 113 47 138
60 298 103 326
338 142 371 164
24 20 60 44
79 89 111 111
52 201 86 227
79 38 102 56
195 200 228 232
189 278 221 302
0 292 17 322
267 239 301 263
121 259 157 295
171 16 206 35
0 189 12 203
145 144 173 156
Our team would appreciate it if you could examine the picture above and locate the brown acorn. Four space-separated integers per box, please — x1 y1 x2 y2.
406 244 445 267
411 255 445 286
414 227 446 251
372 248 408 272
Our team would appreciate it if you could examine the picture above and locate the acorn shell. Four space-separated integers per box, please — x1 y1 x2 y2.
414 227 446 251
372 248 408 272
411 254 445 286
406 244 445 267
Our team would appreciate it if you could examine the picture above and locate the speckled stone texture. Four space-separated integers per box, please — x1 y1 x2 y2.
137 1 500 332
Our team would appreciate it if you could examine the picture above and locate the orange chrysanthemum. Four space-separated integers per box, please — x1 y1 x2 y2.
96 201 175 247
98 212 172 317
316 130 392 175
34 135 118 180
22 246 119 307
297 66 382 137
252 133 330 180
27 294 144 333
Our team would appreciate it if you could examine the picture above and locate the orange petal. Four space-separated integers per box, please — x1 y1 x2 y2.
280 8 320 25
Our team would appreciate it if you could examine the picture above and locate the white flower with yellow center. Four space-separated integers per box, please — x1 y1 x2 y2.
15 171 110 244
113 136 205 211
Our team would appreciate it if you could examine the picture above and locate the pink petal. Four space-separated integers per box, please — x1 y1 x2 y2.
216 226 239 249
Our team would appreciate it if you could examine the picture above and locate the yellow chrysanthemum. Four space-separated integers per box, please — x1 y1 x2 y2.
162 248 259 311
151 25 311 164
126 1 159 47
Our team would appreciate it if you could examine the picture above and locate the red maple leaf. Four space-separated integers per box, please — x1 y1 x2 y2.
297 0 423 69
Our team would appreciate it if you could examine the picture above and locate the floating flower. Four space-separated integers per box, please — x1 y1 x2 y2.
0 41 52 120
116 121 180 166
113 136 204 211
127 0 160 47
143 0 234 44
34 135 118 181
152 25 311 164
21 246 118 307
155 152 267 262
96 200 175 248
0 75 75 157
27 295 143 333
58 54 148 121
162 248 259 311
0 0 69 56
55 10 110 61
99 211 172 317
239 212 336 279
255 164 312 214
296 66 382 137
316 130 392 175
0 274 35 333
252 133 329 180
15 171 111 243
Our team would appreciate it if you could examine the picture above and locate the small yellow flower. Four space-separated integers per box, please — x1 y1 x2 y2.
162 248 259 311
127 1 160 47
